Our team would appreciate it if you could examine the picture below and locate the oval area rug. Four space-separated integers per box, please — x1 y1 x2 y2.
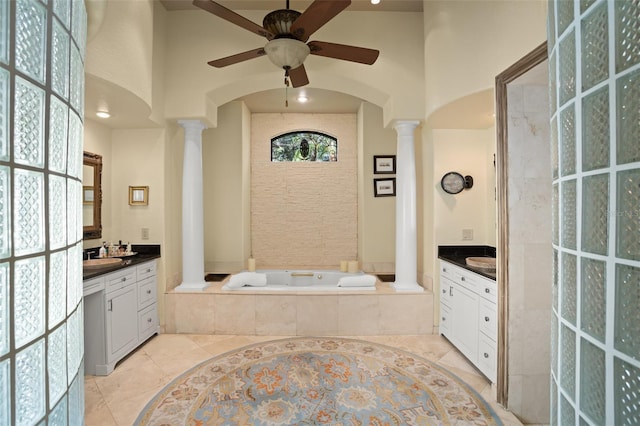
135 337 502 425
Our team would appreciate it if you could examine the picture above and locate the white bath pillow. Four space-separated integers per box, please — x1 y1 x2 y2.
226 272 267 288
337 274 377 287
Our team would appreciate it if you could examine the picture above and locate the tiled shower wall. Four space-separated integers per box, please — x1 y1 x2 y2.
0 0 86 423
550 0 640 424
250 113 358 269
507 81 552 423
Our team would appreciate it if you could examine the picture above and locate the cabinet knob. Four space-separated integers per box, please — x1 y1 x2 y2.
484 353 489 358
147 318 152 323
461 277 466 281
442 289 446 294
146 289 151 294
146 268 151 273
121 277 126 282
485 288 490 293
441 317 446 321
485 316 490 322
443 268 447 273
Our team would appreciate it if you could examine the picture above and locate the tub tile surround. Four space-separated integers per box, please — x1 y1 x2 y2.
164 281 433 336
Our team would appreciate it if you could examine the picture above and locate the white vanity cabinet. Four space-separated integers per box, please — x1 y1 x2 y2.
439 260 497 382
84 260 159 375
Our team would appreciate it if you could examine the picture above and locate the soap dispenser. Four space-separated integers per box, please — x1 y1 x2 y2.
99 243 106 258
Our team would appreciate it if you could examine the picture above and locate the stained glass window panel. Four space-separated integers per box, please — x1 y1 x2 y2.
14 169 45 256
14 256 45 348
14 77 45 168
271 131 338 162
16 339 45 426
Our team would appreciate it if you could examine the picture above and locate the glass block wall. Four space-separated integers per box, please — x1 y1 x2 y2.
0 0 86 424
550 0 640 424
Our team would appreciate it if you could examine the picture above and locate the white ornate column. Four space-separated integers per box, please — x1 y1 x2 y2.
174 120 209 291
392 120 423 292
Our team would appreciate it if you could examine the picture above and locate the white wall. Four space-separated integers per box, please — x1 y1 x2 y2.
423 0 547 118
202 101 250 272
433 129 495 245
83 119 112 249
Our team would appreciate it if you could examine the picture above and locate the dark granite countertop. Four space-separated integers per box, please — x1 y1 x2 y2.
438 245 496 280
83 245 161 280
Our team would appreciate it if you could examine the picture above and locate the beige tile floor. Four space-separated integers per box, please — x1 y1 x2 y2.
84 334 526 425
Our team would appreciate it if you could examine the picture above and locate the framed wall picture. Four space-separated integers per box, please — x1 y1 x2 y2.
374 178 396 197
129 186 149 206
373 155 396 174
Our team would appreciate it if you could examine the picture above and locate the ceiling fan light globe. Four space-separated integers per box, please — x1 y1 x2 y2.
264 38 310 69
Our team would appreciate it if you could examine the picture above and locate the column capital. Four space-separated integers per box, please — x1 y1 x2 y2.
178 119 208 132
392 120 421 135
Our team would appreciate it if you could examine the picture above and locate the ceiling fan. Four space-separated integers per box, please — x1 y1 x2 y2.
193 0 380 88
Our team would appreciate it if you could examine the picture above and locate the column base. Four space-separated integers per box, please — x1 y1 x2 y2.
392 282 424 292
174 281 210 292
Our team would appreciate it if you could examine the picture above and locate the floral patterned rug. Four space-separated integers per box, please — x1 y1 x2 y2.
134 337 502 425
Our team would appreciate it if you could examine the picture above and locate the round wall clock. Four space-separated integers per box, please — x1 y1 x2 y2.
441 172 473 194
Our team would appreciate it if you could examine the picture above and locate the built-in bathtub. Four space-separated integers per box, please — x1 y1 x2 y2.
221 269 377 291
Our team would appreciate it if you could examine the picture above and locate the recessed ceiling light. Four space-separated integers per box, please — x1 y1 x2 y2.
371 0 381 4
96 111 110 118
297 94 308 103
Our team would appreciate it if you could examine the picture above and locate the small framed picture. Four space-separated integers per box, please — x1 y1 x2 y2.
129 186 149 206
374 178 396 197
83 186 94 204
373 155 396 174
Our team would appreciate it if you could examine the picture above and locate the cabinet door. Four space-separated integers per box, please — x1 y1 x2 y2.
451 282 479 363
105 285 138 364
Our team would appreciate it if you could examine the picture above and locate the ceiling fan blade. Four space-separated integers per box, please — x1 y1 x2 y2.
193 0 274 40
289 64 309 88
207 47 266 68
290 0 351 42
308 41 379 65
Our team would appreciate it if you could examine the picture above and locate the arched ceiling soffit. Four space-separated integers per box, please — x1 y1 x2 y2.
205 70 390 118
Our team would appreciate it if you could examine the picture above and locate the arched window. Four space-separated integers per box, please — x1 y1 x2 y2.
271 131 338 162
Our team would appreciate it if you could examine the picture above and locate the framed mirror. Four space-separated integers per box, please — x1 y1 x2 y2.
83 151 102 239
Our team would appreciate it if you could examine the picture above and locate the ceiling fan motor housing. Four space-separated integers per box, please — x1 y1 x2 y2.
263 9 301 36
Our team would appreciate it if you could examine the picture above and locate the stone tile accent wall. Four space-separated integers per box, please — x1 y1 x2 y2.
251 114 358 269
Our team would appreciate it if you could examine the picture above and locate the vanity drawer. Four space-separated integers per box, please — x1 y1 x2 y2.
138 303 158 342
137 261 156 281
477 333 497 382
105 269 136 294
479 298 497 341
83 276 105 296
439 303 451 337
137 276 157 310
